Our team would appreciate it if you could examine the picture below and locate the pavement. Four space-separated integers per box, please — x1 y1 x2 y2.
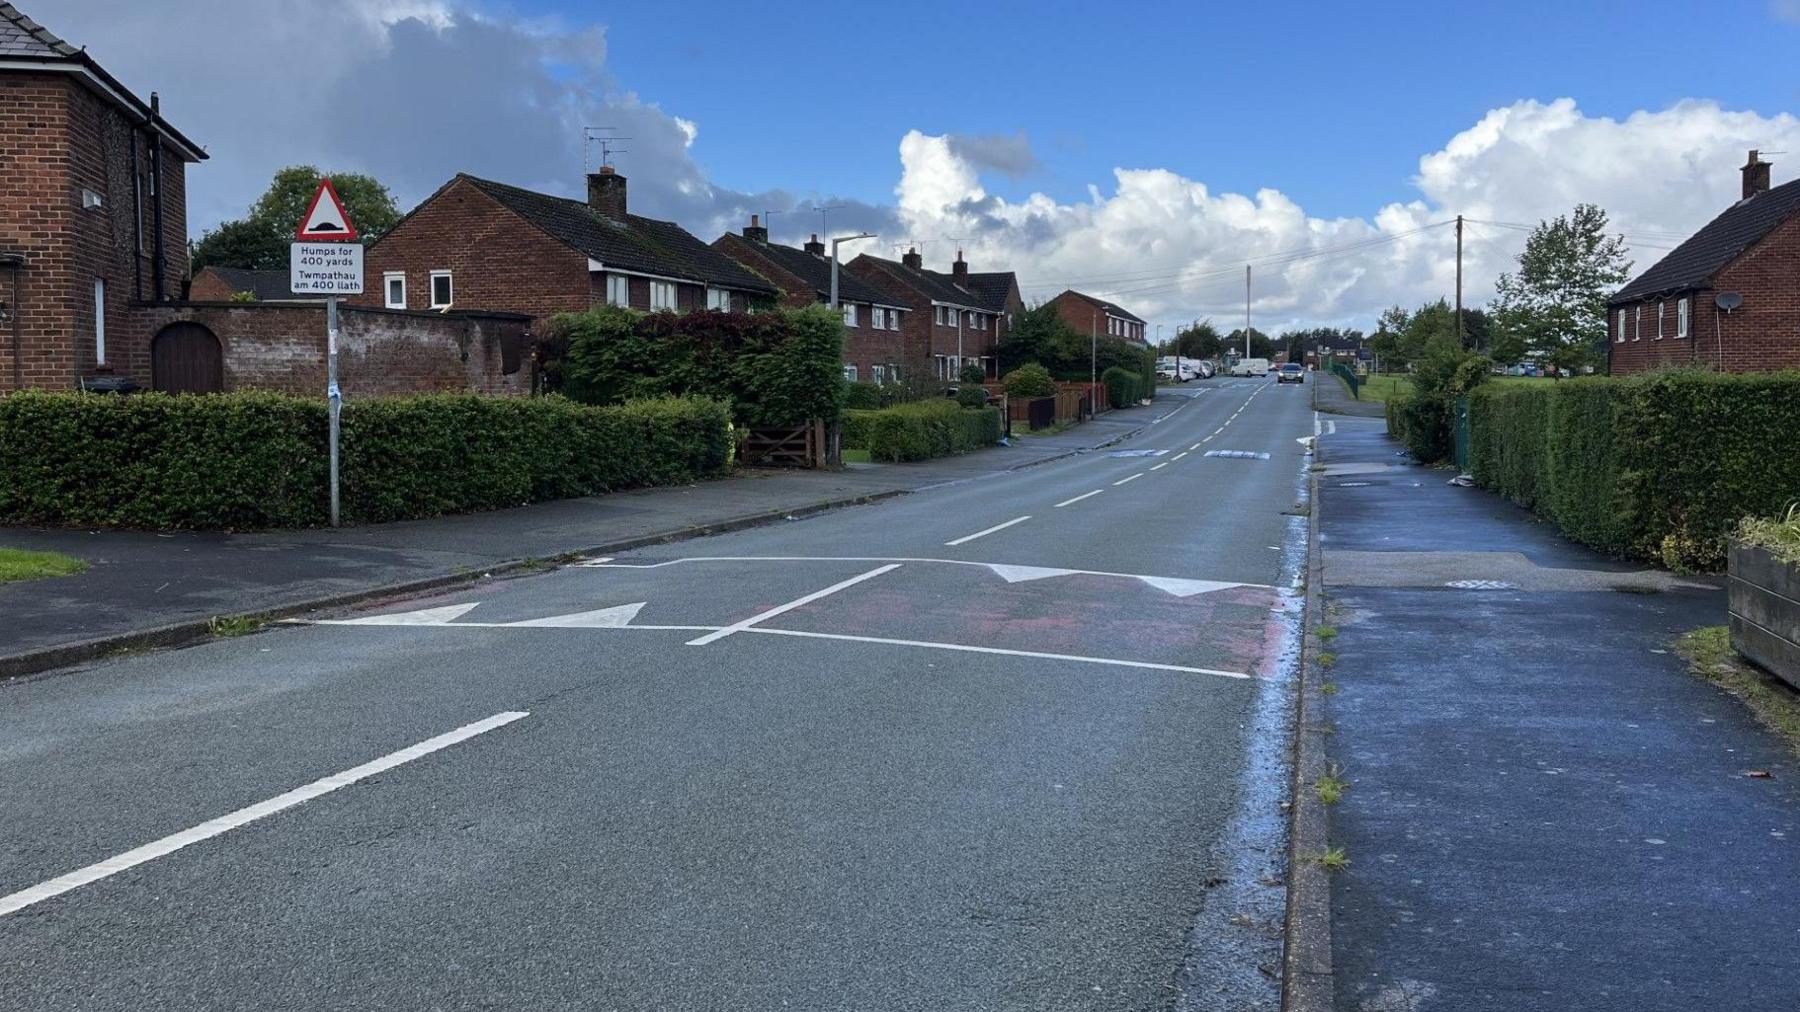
1311 370 1385 418
0 375 1317 1010
0 403 1154 678
1316 418 1800 1011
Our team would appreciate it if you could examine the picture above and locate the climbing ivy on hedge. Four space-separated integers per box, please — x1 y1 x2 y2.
1466 369 1800 570
0 391 732 530
840 400 1001 462
544 304 845 427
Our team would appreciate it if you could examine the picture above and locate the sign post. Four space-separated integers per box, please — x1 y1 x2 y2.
288 179 361 527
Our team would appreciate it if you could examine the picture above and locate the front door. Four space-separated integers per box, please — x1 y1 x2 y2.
150 323 223 393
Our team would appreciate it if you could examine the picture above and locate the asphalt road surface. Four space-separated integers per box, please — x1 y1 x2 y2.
0 376 1315 1011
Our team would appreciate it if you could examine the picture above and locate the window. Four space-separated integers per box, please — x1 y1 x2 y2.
842 303 858 327
707 287 732 311
1656 301 1665 340
429 270 453 308
1616 310 1626 343
891 310 902 331
650 281 677 311
843 364 857 382
871 307 885 329
1634 306 1642 341
1677 297 1690 338
384 272 406 309
93 278 106 366
872 364 888 384
606 274 630 307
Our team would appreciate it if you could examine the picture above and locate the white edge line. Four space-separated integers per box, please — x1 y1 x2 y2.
747 628 1251 680
944 515 1032 547
687 564 901 645
1112 473 1144 486
1054 489 1105 508
0 710 531 919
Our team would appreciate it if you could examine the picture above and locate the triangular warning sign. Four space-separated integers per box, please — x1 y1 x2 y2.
295 178 359 241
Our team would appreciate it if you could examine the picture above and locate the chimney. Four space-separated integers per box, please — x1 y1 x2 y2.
952 249 969 282
1743 150 1772 200
587 165 627 220
803 233 826 256
902 247 923 270
742 214 768 243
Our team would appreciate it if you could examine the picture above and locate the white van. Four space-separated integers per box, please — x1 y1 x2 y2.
1230 357 1270 377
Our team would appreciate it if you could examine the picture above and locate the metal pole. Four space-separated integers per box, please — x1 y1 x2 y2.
1090 310 1097 416
1454 214 1464 348
1244 265 1252 360
327 296 341 528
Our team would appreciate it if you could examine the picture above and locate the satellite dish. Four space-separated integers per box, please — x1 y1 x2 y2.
1716 292 1743 312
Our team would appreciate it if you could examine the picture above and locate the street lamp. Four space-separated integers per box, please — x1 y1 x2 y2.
829 233 877 309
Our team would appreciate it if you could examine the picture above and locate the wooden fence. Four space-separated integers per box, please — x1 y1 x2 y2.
739 420 832 468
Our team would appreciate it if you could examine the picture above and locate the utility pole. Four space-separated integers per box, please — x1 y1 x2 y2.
1244 265 1252 360
1454 214 1465 348
1090 310 1098 417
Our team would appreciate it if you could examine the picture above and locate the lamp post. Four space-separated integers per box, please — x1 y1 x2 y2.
829 233 876 309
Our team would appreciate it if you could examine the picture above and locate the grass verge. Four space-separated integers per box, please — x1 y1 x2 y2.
0 547 87 584
841 448 872 464
1674 626 1800 753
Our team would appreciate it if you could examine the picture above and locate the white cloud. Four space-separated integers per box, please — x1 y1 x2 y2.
1774 0 1800 24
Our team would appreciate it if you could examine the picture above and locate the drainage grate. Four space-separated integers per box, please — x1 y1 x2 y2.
1204 450 1271 460
1445 580 1514 590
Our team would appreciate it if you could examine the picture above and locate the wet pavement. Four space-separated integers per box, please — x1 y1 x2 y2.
1319 418 1800 1011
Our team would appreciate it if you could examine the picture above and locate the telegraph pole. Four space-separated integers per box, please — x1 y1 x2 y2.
1090 310 1098 417
1455 214 1465 347
1244 265 1252 360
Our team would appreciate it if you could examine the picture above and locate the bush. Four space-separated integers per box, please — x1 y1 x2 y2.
1101 366 1142 409
1003 362 1057 399
1386 393 1452 464
547 304 844 427
1466 369 1800 570
959 362 988 385
844 381 912 410
955 386 990 409
840 400 1001 462
0 391 732 530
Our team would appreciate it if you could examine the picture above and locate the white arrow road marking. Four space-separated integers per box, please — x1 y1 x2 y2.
1137 576 1246 598
505 603 645 628
687 564 901 646
0 711 530 919
579 556 1270 595
746 629 1251 680
986 564 1078 584
327 602 482 625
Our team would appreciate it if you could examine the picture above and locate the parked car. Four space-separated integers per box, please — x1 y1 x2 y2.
1276 363 1306 384
1229 357 1270 377
1196 361 1216 379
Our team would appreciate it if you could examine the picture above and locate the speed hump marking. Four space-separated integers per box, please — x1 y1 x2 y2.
295 178 359 241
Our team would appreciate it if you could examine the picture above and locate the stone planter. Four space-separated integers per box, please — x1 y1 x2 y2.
1728 540 1800 690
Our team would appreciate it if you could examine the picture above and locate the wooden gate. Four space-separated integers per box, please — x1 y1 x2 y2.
151 323 224 393
740 421 828 468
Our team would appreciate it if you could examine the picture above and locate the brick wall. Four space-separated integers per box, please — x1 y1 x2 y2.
1049 291 1144 347
134 303 530 396
846 257 992 381
1610 213 1800 375
713 234 910 378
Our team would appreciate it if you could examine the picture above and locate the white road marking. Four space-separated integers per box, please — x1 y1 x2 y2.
329 602 481 626
1189 443 1202 451
944 515 1033 547
580 556 1271 594
687 564 901 645
1150 463 1169 471
986 564 1078 583
0 711 531 919
1314 411 1321 437
506 603 645 628
1054 489 1104 508
1112 473 1144 486
746 628 1251 680
1327 420 1338 436
1174 451 1189 461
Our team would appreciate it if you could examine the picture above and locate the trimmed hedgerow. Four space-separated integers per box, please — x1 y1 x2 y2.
1386 392 1452 465
0 391 732 530
840 400 1001 462
1101 366 1142 409
1466 369 1800 570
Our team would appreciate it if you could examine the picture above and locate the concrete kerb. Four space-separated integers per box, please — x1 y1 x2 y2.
1281 437 1335 1010
0 415 1154 686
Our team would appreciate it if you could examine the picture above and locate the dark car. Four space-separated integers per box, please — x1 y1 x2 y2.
1276 363 1306 384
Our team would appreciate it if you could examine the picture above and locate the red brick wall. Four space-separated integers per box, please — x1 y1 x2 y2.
357 177 591 322
189 267 239 302
846 256 993 381
135 303 530 396
714 234 907 378
1610 213 1800 375
1049 291 1144 346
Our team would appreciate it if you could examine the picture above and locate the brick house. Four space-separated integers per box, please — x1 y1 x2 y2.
358 169 777 328
0 2 203 392
712 219 910 383
847 249 1007 381
962 267 1025 349
1609 151 1800 375
1048 290 1148 347
190 267 319 303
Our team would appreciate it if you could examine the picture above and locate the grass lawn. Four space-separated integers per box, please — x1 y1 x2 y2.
1337 371 1557 404
841 448 872 463
1676 626 1800 754
0 547 88 584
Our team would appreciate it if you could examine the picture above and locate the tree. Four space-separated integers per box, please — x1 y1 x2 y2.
1489 203 1631 376
191 166 403 273
1224 328 1275 360
1173 320 1224 359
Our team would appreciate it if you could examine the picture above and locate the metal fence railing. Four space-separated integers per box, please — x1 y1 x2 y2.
1331 362 1361 399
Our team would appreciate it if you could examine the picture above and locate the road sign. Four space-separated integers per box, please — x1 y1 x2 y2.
295 178 359 241
290 242 364 295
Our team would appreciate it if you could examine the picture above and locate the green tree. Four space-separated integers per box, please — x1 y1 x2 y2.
1224 328 1275 360
1489 203 1631 376
191 166 403 272
1173 320 1224 359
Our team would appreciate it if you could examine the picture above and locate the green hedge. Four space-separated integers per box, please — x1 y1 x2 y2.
1101 366 1144 409
1467 370 1800 570
841 400 1001 462
0 391 732 530
844 381 912 410
1386 393 1452 464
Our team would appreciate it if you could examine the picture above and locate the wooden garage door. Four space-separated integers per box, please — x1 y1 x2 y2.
151 323 223 393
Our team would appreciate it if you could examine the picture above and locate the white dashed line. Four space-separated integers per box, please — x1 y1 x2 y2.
944 516 1033 547
1112 473 1145 486
1055 489 1105 508
1174 451 1189 460
1150 463 1169 471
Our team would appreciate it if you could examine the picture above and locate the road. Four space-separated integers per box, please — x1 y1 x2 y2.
0 376 1315 1011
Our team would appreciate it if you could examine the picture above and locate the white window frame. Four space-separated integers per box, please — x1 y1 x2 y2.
892 310 902 331
1677 297 1690 339
93 278 106 366
650 280 678 311
870 307 884 329
842 303 858 327
606 274 630 307
1656 301 1665 340
707 287 732 311
843 364 857 382
384 272 406 310
872 364 888 384
1634 306 1642 341
429 270 453 309
1616 309 1625 343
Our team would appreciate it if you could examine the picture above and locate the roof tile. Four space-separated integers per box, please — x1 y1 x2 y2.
1612 177 1800 303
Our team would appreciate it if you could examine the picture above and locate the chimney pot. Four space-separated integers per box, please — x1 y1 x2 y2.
743 214 768 243
1743 149 1772 200
588 169 628 219
803 234 826 256
951 249 969 281
902 247 923 270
